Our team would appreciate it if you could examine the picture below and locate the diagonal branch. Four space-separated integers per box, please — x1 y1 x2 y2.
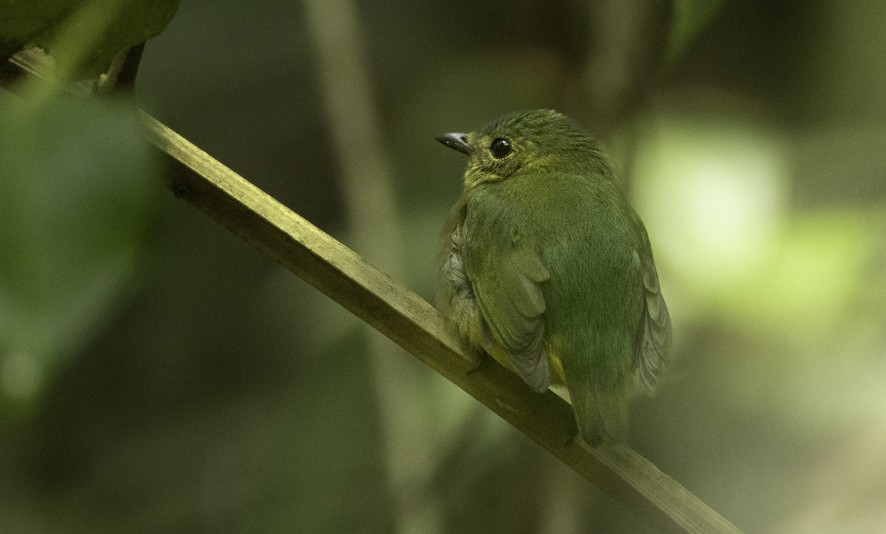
4 50 741 534
142 113 742 534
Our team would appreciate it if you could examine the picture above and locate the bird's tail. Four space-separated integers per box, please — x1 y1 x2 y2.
569 383 627 446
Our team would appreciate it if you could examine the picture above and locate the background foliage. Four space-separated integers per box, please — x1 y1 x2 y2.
2 1 885 532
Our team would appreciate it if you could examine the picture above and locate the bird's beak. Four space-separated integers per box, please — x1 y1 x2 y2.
435 132 472 156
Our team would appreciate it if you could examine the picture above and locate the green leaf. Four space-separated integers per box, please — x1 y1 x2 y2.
0 0 82 63
664 0 726 67
0 91 160 404
0 0 180 79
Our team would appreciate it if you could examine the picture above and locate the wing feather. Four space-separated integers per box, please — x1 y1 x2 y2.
472 248 551 392
636 234 672 391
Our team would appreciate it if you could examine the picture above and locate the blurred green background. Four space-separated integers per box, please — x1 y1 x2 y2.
2 1 886 532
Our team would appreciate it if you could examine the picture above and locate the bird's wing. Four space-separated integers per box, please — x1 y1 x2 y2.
471 248 552 392
636 233 671 390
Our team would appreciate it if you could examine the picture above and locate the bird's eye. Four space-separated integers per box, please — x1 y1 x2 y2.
489 138 512 159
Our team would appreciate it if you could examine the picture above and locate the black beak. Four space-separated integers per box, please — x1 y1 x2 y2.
435 132 472 156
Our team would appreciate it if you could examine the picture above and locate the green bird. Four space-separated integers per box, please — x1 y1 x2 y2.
436 109 671 445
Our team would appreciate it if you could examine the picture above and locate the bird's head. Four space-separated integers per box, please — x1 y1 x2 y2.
436 109 605 189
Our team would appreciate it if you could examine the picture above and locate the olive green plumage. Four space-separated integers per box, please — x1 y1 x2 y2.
436 109 671 445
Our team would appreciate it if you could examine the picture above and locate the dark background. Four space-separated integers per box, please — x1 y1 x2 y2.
2 1 886 532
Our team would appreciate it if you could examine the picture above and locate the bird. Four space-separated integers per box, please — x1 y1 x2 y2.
435 109 671 445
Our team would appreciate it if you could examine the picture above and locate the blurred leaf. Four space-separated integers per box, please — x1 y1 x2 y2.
631 110 789 293
0 0 79 62
664 0 726 67
0 0 180 79
0 90 160 404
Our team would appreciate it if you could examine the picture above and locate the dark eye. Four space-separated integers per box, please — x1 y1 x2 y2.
489 138 512 159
